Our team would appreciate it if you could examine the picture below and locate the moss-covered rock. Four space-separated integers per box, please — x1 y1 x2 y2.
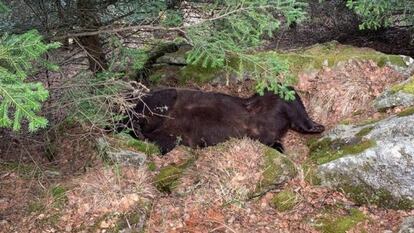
342 185 414 210
260 41 407 76
271 189 298 212
154 152 197 193
375 76 414 111
312 114 414 209
180 64 223 84
255 148 297 195
355 126 374 137
154 165 184 193
391 77 414 95
308 137 376 165
315 208 366 233
151 41 408 87
114 133 160 156
397 107 414 117
96 134 161 167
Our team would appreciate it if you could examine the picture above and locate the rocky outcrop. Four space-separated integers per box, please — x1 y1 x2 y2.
374 76 414 111
312 114 414 209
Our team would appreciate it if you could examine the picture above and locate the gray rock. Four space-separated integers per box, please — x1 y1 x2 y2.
106 149 147 166
399 216 414 233
318 139 414 199
156 53 187 65
96 137 147 166
374 74 414 111
316 114 414 208
156 47 189 65
374 90 414 111
388 55 414 77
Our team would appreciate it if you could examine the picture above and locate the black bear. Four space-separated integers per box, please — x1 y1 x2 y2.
125 87 324 154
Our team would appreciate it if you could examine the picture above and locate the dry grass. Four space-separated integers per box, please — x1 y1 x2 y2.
148 138 294 232
54 165 156 231
179 138 265 204
297 60 404 127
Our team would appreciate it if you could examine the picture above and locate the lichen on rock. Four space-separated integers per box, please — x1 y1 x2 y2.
307 136 376 165
314 114 414 209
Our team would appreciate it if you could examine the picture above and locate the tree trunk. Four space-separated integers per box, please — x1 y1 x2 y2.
76 0 108 73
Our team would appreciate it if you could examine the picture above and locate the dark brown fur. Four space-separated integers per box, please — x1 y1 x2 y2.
128 88 324 154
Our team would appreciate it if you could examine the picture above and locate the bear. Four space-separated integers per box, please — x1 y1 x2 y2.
123 87 325 154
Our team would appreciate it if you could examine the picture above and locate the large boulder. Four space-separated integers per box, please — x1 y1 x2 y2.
312 114 414 209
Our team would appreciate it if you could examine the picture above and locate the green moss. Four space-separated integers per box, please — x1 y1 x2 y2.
338 119 353 125
258 148 297 190
342 140 375 154
355 118 382 127
271 189 298 212
303 163 321 185
154 150 197 193
154 165 184 193
260 42 407 76
391 78 414 95
148 73 164 84
0 162 42 178
397 107 414 117
342 185 414 210
316 208 366 233
179 64 222 84
308 137 376 165
27 201 45 213
355 126 374 137
147 162 157 171
115 133 160 156
50 185 68 208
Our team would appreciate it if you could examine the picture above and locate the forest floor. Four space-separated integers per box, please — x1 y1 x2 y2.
1 44 414 232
